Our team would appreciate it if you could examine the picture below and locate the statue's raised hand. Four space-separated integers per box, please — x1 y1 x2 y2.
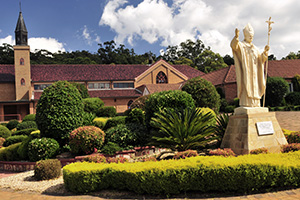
235 28 239 39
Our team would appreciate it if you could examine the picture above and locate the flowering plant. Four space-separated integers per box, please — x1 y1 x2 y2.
208 148 236 157
28 137 60 161
281 143 300 153
250 147 269 155
173 150 198 159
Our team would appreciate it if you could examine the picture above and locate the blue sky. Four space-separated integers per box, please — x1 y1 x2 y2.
1 0 300 59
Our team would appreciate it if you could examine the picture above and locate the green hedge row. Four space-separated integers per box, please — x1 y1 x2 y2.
63 151 300 195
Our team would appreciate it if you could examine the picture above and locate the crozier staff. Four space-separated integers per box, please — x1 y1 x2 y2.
231 23 269 107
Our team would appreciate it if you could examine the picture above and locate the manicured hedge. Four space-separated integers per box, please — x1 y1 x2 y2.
63 151 300 195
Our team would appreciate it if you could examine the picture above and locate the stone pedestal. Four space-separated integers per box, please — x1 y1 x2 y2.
220 107 288 155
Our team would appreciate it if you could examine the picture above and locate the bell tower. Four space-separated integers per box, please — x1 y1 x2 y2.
14 10 31 100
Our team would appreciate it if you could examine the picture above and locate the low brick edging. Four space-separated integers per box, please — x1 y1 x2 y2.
0 146 167 172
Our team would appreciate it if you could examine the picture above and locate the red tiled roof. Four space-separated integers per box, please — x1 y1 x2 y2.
0 65 14 82
30 64 150 82
201 67 230 85
89 89 142 98
172 65 204 79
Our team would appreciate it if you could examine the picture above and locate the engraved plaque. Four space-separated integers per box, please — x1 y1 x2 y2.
256 121 274 135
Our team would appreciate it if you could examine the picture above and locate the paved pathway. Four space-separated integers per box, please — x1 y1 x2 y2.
1 111 300 199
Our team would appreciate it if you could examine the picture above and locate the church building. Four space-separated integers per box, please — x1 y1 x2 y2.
0 11 203 121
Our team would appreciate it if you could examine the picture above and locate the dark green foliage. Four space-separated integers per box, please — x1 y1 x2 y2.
215 113 230 147
105 124 137 149
0 142 21 161
22 114 36 122
13 128 38 136
3 135 28 147
219 98 229 112
83 98 104 114
285 92 300 105
181 76 220 112
101 142 123 155
0 123 7 127
125 108 145 124
34 159 61 181
6 119 19 130
17 131 40 160
104 116 127 130
150 107 216 151
69 126 105 155
17 121 37 130
82 112 96 126
0 125 11 139
292 74 300 92
286 132 300 144
28 138 60 162
97 106 116 117
224 105 235 113
216 87 225 98
71 82 90 99
126 122 149 147
35 81 84 146
233 98 239 107
144 90 195 126
130 95 150 110
265 77 289 107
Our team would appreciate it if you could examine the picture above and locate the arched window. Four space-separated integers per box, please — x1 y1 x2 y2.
20 58 24 65
21 78 25 86
127 100 133 109
156 71 168 84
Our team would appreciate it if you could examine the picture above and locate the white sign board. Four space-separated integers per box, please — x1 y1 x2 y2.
256 121 274 135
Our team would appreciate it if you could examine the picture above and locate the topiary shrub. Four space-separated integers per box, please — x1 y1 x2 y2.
105 124 137 149
6 119 19 130
13 128 38 136
0 125 11 139
71 82 90 99
17 132 41 160
22 114 36 122
285 92 300 105
281 143 300 153
103 116 127 130
97 106 116 117
3 135 28 147
0 142 22 161
34 159 61 181
219 98 229 112
35 81 84 146
100 142 123 155
83 98 104 114
17 121 37 131
28 138 60 162
82 112 96 126
224 105 235 113
208 148 236 157
130 95 150 110
174 150 198 159
69 126 105 155
93 117 109 129
144 90 195 126
265 77 289 107
83 154 107 163
182 76 220 112
250 148 269 155
125 108 145 124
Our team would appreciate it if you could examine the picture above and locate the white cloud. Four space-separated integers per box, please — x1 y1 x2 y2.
100 0 300 58
0 35 65 53
81 25 101 46
28 37 65 53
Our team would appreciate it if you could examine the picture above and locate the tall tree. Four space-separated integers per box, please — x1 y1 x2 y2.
0 43 14 64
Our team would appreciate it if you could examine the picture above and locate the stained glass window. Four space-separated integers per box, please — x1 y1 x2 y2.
156 71 168 84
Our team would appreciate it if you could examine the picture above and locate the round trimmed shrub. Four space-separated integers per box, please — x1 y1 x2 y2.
3 135 28 147
35 81 84 146
0 142 22 161
34 159 61 181
97 106 116 117
83 98 104 114
69 126 105 155
93 117 109 129
285 92 300 105
0 125 11 139
144 90 195 126
22 114 36 122
6 119 19 130
100 142 123 155
28 137 60 162
13 128 38 136
182 76 220 112
105 124 137 149
17 121 37 131
71 82 90 99
265 77 289 107
103 116 127 130
0 137 5 148
125 108 145 124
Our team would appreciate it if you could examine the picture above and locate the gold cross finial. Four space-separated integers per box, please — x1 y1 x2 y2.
266 17 274 34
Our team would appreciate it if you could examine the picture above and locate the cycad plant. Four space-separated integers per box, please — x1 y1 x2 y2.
150 107 216 151
215 112 230 147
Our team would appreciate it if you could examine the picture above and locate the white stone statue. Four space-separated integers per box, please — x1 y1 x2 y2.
231 23 269 107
